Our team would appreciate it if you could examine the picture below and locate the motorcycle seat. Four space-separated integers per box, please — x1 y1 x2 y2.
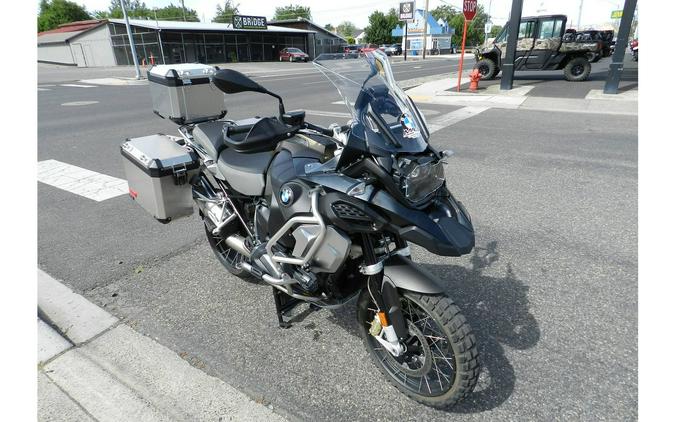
222 117 297 153
217 148 274 196
192 121 227 159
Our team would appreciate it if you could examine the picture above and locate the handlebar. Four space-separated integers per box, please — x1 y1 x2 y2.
303 122 350 136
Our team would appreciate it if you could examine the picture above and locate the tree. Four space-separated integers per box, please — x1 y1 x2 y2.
38 0 91 32
489 25 503 38
212 1 239 23
154 3 199 22
324 23 334 32
93 0 151 19
430 4 459 25
444 5 488 47
335 21 356 38
364 9 401 45
273 4 311 21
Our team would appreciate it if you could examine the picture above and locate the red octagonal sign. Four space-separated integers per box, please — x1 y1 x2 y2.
463 0 478 21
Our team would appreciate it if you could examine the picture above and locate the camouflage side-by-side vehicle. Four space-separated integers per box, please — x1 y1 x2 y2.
474 15 602 82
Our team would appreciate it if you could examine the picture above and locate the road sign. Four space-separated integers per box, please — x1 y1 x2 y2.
611 10 623 19
463 0 478 21
399 1 415 21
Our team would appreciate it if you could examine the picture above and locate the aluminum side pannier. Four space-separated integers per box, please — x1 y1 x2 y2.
121 134 199 223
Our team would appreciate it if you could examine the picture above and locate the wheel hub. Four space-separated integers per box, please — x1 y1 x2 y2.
390 321 433 377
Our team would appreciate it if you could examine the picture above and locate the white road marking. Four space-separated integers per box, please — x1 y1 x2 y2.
426 106 490 133
304 109 352 118
303 80 328 85
59 84 96 88
38 88 51 91
420 109 441 116
40 84 56 87
61 101 100 106
37 159 128 202
414 66 422 69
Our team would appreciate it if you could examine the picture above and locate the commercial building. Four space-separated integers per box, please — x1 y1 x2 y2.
38 17 345 67
268 18 347 57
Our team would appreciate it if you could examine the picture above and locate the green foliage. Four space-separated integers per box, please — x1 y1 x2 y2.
155 3 199 22
431 4 488 46
94 0 149 19
212 1 239 24
94 1 198 21
324 23 335 32
346 36 355 45
38 0 91 32
364 8 401 45
273 4 311 21
489 25 503 38
335 21 356 38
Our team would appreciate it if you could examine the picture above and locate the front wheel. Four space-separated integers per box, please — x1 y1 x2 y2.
357 288 480 408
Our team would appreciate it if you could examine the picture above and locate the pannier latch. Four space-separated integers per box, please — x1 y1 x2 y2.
172 164 188 185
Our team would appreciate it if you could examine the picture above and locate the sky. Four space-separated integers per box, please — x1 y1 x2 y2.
65 0 630 31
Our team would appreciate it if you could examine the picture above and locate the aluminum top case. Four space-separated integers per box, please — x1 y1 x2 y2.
121 134 200 223
147 63 226 125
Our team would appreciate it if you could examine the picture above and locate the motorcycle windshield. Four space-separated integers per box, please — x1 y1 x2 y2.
313 51 429 154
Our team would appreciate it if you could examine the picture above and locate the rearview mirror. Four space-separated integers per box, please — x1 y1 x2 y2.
212 69 267 94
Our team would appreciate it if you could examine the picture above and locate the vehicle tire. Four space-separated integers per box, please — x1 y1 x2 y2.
633 51 638 61
202 217 256 282
474 58 497 80
563 56 591 82
357 288 480 409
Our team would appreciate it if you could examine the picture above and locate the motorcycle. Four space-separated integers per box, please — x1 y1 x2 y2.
123 51 480 408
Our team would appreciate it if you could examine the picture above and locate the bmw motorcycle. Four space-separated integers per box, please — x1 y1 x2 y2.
145 52 479 408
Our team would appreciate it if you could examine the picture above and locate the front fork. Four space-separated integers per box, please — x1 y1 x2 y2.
362 234 409 356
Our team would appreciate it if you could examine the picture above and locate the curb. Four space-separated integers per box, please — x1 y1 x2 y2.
38 269 118 345
37 269 288 421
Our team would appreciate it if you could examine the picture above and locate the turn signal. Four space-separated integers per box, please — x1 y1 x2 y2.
377 312 389 327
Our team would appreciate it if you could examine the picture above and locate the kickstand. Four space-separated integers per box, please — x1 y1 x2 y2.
272 287 302 329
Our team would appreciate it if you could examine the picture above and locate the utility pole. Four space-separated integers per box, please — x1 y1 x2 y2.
500 0 523 90
577 0 584 29
421 0 429 59
604 0 637 94
121 0 142 79
485 0 493 48
180 0 187 22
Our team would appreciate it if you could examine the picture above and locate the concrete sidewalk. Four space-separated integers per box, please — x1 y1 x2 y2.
37 269 286 422
406 74 638 116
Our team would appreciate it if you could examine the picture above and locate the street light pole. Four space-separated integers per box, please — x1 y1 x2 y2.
121 0 142 80
421 0 430 59
577 0 584 29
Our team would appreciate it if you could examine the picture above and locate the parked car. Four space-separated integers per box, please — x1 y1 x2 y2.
360 44 381 53
630 38 638 61
383 44 402 56
344 45 360 55
279 48 309 62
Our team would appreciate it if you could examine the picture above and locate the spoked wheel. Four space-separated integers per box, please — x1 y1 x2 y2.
357 289 479 408
203 220 256 282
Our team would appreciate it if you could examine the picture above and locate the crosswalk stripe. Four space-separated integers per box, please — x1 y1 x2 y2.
38 88 51 91
427 106 490 133
60 84 96 88
38 160 128 202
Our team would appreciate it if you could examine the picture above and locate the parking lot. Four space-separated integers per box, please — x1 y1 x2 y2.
38 57 637 420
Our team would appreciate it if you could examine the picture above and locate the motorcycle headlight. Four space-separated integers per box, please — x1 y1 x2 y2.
399 159 445 203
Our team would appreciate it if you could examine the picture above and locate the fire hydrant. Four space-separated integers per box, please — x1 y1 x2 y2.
469 68 481 92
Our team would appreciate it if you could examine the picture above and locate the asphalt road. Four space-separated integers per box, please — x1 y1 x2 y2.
38 60 637 421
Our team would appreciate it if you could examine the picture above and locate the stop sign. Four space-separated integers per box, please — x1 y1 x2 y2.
463 0 477 21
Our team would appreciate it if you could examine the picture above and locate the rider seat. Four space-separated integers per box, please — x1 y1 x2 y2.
192 121 227 159
217 148 274 196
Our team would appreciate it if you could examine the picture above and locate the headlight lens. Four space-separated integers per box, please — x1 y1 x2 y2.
399 160 445 202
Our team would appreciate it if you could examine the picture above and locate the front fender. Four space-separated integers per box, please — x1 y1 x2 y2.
382 255 444 295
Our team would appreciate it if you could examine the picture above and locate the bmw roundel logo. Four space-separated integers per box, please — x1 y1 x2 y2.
280 186 294 205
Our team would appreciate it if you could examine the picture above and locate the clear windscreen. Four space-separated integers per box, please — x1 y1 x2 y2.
313 51 429 153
